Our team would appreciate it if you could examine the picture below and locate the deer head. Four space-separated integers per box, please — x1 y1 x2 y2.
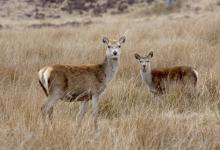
134 51 153 72
103 36 126 60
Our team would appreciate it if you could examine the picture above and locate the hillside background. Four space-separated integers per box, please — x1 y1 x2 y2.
1 0 220 28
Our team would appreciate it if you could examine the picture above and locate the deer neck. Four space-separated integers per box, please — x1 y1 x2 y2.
140 65 152 86
102 56 119 83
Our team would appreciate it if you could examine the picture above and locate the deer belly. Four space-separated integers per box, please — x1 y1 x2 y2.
63 91 92 102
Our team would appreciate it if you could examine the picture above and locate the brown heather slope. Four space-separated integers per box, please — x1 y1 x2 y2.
0 0 220 149
1 0 220 29
0 0 220 21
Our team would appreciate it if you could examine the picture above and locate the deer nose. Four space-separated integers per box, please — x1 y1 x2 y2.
113 51 117 56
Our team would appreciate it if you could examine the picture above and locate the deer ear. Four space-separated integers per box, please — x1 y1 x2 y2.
119 36 126 44
134 53 141 60
148 51 153 58
103 37 109 44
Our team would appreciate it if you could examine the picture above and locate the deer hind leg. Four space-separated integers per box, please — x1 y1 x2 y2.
41 91 63 124
48 107 54 121
41 104 54 124
76 101 88 127
181 75 197 98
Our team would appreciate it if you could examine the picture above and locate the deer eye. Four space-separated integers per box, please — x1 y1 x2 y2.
118 45 121 48
146 60 149 63
108 45 111 49
140 61 143 63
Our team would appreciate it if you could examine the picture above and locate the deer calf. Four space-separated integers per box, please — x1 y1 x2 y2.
134 51 198 95
38 36 126 129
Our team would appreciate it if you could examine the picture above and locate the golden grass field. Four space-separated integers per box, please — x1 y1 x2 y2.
1 1 220 149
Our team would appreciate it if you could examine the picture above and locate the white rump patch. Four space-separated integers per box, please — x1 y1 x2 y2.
38 67 53 94
38 68 46 84
193 69 198 79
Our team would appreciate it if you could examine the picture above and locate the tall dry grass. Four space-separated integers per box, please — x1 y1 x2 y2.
0 13 220 149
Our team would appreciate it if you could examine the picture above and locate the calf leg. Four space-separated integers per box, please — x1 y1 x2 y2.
76 101 88 127
92 94 99 130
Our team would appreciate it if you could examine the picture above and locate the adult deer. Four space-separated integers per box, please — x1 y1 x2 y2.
134 51 198 95
38 36 126 129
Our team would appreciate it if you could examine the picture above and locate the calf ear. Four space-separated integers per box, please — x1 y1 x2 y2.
148 51 153 58
119 36 126 44
134 53 141 60
103 37 109 44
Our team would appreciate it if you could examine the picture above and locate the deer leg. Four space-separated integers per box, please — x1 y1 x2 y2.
181 76 197 97
92 94 99 130
41 92 62 124
48 107 54 122
76 101 88 127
